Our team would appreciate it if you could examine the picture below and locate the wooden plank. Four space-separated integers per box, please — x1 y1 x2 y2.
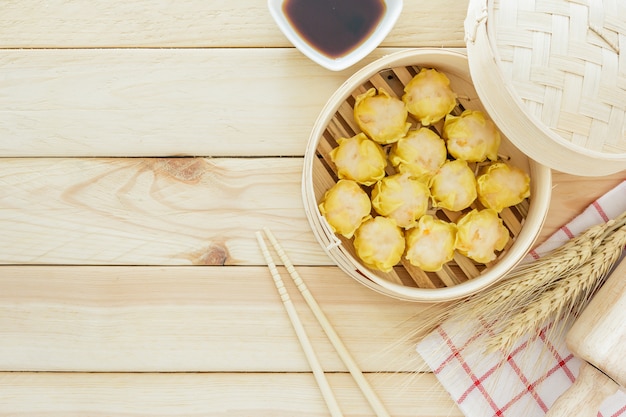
537 170 626 244
0 158 622 266
0 372 462 417
0 265 433 372
0 48 354 157
0 0 467 48
0 157 331 266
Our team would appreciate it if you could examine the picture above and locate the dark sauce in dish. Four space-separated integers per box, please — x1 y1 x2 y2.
283 0 386 59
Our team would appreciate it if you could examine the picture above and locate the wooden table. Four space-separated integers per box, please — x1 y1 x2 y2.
0 1 623 415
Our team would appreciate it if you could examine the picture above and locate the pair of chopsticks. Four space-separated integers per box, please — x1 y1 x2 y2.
255 228 390 417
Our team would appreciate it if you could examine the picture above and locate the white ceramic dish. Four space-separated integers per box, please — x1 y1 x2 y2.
267 0 403 71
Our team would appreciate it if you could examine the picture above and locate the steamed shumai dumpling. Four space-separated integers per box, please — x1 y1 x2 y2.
430 159 477 211
354 216 405 272
329 132 387 186
354 87 411 144
318 180 372 238
405 215 457 272
477 162 531 212
389 127 447 181
443 110 501 162
371 173 430 229
455 209 509 264
402 68 457 126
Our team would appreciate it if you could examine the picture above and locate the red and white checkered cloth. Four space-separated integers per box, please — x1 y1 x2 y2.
417 180 626 417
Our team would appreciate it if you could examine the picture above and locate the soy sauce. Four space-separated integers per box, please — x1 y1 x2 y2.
283 0 386 59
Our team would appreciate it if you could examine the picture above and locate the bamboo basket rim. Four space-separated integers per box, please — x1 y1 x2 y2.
302 48 553 302
464 0 626 176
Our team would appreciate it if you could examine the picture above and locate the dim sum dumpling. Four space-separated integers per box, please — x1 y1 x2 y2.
477 162 531 212
318 180 372 239
455 209 509 264
443 110 501 162
371 173 430 229
354 87 411 144
402 68 457 126
329 132 387 186
405 215 457 272
354 216 405 272
430 159 477 211
389 127 447 181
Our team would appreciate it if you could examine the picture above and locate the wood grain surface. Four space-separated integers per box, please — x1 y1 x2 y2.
0 0 623 415
0 157 622 265
0 48 347 157
0 1 466 48
0 266 426 372
0 372 460 417
0 157 327 265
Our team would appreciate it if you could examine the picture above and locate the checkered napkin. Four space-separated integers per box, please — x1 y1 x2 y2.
417 180 626 417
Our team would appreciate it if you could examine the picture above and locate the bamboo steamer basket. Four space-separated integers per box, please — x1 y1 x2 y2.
465 0 626 176
302 49 552 302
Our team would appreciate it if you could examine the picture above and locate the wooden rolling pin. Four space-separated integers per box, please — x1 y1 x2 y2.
546 256 625 416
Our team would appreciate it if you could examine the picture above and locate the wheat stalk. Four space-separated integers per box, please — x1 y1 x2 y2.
481 213 624 312
475 236 596 319
484 224 626 354
410 211 626 355
424 217 620 332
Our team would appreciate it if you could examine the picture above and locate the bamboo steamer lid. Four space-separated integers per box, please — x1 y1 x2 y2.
465 0 626 176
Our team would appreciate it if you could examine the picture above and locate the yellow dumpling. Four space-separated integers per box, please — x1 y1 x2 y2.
389 127 447 181
455 209 509 264
443 110 501 162
329 132 387 186
405 215 457 272
402 68 457 126
477 162 531 212
354 87 411 144
430 159 477 211
354 216 405 272
319 180 372 239
371 173 430 229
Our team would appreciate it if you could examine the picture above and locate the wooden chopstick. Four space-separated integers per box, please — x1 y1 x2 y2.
255 231 344 417
261 228 391 417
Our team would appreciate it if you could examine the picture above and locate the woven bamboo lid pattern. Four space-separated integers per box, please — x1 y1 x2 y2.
465 0 626 175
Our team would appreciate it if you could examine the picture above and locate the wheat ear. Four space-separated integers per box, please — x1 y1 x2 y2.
485 225 626 354
439 220 612 328
476 212 626 322
408 212 626 350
